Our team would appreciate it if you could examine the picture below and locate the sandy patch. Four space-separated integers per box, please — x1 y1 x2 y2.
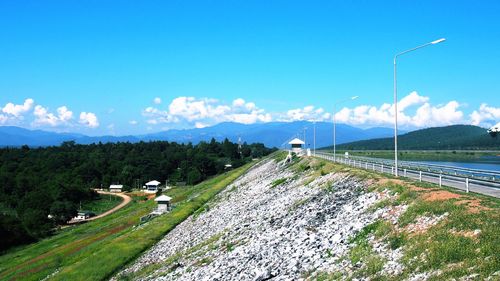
422 190 462 201
449 229 481 240
454 199 491 214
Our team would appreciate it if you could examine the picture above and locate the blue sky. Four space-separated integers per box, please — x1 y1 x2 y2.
0 1 499 135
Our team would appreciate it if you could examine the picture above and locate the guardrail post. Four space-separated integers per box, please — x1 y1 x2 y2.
466 178 469 193
391 166 394 175
419 171 422 182
365 162 368 169
353 160 356 167
439 174 442 187
373 163 375 171
404 169 407 177
381 164 384 173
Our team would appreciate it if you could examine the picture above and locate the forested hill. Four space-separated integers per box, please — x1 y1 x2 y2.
335 125 499 150
0 139 274 252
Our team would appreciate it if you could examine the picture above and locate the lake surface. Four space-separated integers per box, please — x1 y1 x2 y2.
417 160 500 172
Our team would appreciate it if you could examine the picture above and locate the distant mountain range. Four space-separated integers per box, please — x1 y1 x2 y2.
335 125 498 150
0 121 396 148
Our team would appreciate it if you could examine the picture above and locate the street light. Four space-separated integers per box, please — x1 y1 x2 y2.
393 38 446 176
303 127 307 149
333 95 359 161
313 121 316 156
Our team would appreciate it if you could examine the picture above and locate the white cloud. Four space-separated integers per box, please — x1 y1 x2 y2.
333 91 466 128
129 120 138 125
195 122 208 128
489 122 500 132
469 103 500 127
398 91 429 111
0 114 7 124
143 96 271 126
79 112 99 128
154 97 162 104
232 98 245 107
2 98 34 117
33 105 73 127
411 101 463 127
57 106 73 122
139 92 495 130
281 105 331 122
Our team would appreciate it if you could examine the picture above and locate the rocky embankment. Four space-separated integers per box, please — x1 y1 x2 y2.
117 157 389 280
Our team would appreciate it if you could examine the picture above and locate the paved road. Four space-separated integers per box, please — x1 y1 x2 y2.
316 153 500 199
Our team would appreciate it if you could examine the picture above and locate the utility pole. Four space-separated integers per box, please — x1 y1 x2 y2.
303 127 307 148
393 38 446 176
238 136 242 157
313 121 316 156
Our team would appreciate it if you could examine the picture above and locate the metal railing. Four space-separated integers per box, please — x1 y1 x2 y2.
314 151 500 198
343 154 500 182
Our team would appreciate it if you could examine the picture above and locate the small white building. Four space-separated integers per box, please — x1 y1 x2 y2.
288 138 305 154
153 195 172 214
74 211 95 221
109 184 123 193
144 180 161 193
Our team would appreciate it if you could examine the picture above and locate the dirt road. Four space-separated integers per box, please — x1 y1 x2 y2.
86 191 132 221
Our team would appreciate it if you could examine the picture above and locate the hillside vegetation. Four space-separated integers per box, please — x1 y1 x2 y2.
0 161 256 281
335 125 499 150
0 139 274 252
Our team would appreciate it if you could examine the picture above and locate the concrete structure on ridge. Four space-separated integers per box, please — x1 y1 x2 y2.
288 138 305 154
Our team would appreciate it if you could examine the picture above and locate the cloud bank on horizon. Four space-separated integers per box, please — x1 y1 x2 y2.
0 92 499 133
0 99 99 130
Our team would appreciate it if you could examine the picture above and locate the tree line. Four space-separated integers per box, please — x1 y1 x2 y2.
0 139 275 252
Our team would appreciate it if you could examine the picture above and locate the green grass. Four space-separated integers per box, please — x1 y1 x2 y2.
346 221 386 278
271 150 288 162
0 161 257 281
270 178 287 188
120 232 225 280
80 193 123 215
307 156 500 280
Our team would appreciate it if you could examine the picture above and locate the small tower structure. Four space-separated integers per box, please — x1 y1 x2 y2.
288 138 305 154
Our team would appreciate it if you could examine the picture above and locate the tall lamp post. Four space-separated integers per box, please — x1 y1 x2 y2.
393 38 446 176
333 95 359 161
313 121 316 156
303 127 307 149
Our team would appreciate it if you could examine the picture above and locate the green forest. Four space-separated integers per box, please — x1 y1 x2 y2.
0 139 275 252
336 125 499 150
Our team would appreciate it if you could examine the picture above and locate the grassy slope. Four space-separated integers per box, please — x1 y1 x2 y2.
0 161 256 281
81 193 123 215
307 157 500 280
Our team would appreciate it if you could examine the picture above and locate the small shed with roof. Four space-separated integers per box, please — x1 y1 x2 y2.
288 138 305 154
109 184 123 193
145 180 161 192
154 195 172 214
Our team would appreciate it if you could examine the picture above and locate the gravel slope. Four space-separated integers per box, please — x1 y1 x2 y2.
117 157 383 280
